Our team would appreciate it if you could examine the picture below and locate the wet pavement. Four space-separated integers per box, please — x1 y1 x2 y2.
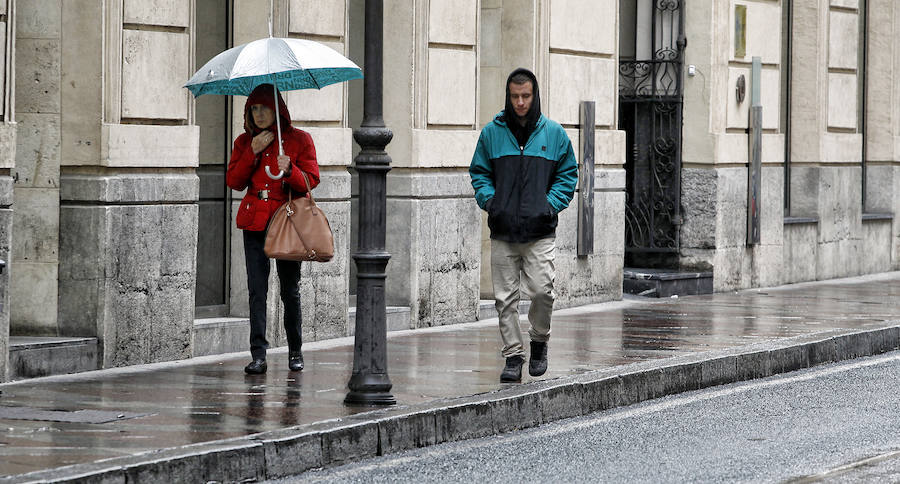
1 273 899 478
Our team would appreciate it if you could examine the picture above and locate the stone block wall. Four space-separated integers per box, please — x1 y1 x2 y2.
56 1 199 367
553 167 625 307
384 172 480 326
782 221 817 284
860 219 892 275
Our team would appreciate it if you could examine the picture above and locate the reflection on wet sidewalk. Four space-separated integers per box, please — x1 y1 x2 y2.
1 275 899 476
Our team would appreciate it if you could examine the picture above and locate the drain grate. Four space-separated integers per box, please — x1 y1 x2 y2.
0 406 148 423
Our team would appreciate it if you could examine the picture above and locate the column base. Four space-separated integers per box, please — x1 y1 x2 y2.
344 371 396 406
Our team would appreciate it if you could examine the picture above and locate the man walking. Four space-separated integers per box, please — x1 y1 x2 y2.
469 68 577 382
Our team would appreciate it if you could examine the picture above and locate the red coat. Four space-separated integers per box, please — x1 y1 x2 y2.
226 127 321 231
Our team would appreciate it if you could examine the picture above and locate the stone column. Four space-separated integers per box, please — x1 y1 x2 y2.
378 0 482 328
230 0 353 344
57 1 199 367
680 0 785 290
787 0 865 281
0 0 14 381
864 0 900 270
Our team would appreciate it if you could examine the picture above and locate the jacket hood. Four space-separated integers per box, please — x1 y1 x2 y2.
244 83 292 135
502 67 541 130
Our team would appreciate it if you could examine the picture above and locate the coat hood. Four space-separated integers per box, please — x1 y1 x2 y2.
502 67 542 131
243 83 292 135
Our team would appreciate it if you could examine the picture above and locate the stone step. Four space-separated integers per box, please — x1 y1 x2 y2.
192 318 249 357
193 306 413 356
477 299 531 321
8 336 99 381
347 306 412 334
623 267 714 298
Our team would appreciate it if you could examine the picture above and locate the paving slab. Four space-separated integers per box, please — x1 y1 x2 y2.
1 273 900 482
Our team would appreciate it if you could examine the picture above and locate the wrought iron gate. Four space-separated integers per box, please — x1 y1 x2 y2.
619 0 686 263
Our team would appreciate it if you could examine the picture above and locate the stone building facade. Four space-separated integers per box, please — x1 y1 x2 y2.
0 0 897 381
676 0 900 290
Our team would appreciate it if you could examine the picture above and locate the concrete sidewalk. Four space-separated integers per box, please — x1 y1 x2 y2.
1 273 899 483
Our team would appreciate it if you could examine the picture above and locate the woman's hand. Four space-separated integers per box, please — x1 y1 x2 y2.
277 155 291 174
251 130 275 155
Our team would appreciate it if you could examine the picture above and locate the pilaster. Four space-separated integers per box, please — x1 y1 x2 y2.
11 0 60 336
786 0 869 281
865 0 900 269
377 0 482 328
0 0 14 382
680 0 786 291
57 0 199 367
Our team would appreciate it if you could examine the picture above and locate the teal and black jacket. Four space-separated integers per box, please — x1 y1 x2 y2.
470 111 578 243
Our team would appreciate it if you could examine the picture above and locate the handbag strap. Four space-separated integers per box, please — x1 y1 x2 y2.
283 171 316 203
299 171 315 201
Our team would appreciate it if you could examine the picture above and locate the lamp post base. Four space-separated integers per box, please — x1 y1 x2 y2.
344 391 397 406
345 371 396 406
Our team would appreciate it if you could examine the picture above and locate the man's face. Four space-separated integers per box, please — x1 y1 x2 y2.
509 81 533 119
251 104 276 130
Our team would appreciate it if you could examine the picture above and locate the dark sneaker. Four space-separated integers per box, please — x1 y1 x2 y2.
288 351 304 372
500 355 525 382
529 341 548 376
244 358 267 374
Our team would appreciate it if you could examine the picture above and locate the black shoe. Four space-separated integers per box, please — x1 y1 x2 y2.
244 358 267 374
529 341 548 377
500 355 525 383
288 351 304 372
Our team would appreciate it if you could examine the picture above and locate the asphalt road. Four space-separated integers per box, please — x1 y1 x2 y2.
272 351 900 483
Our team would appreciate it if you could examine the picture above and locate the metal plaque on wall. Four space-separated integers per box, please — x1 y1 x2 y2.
578 101 595 256
747 57 762 245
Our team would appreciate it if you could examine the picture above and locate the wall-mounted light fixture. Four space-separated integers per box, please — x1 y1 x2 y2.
736 74 746 104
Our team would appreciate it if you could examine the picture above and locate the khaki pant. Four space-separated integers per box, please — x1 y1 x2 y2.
491 237 556 357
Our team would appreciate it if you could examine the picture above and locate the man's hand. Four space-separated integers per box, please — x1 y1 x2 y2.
277 155 291 174
251 131 275 155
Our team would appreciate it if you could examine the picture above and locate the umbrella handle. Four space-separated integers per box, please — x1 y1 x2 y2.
267 82 286 181
265 166 284 180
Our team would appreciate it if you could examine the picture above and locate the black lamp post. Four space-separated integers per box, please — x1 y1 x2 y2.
345 0 395 406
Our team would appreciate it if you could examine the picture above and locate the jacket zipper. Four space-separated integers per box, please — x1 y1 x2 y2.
517 145 524 240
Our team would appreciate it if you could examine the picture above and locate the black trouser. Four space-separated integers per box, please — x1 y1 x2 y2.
243 229 302 360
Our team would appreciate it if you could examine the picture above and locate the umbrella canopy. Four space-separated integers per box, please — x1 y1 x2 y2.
184 37 362 97
184 36 362 179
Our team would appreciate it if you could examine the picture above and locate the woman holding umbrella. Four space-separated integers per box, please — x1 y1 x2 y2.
226 83 320 374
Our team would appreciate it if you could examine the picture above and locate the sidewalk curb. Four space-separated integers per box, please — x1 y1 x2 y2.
4 323 899 483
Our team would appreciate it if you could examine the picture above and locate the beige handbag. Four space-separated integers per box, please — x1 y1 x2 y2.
264 172 334 262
